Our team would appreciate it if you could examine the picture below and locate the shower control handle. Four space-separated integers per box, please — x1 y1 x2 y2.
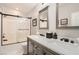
2 33 6 38
2 35 5 38
2 33 8 41
3 39 8 41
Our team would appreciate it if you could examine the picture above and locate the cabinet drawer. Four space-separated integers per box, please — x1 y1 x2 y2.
34 49 43 55
33 44 43 55
42 49 53 55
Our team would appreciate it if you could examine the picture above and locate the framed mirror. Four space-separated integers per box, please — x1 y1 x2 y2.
56 3 79 29
39 6 49 29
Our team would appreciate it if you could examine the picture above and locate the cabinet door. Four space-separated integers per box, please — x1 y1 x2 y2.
42 49 53 55
34 48 43 55
3 16 17 45
33 43 43 55
16 18 30 42
28 40 34 55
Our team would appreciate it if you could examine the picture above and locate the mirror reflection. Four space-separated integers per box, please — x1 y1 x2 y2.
58 3 79 27
39 6 48 29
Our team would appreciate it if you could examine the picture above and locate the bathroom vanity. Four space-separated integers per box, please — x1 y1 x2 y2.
27 35 79 55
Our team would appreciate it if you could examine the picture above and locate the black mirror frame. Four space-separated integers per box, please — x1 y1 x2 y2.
39 6 49 29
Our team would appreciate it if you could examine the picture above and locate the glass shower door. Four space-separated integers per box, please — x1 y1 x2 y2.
2 15 30 45
16 17 30 42
3 15 17 45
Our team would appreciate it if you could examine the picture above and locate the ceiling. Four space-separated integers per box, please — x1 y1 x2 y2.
0 3 39 15
59 3 79 7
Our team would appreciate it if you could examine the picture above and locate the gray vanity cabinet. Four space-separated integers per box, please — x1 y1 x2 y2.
27 35 79 55
27 37 56 55
33 43 43 55
42 49 53 55
28 40 34 55
29 40 43 55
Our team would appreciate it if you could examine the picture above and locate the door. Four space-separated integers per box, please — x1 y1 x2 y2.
3 15 17 45
16 17 30 42
2 15 30 45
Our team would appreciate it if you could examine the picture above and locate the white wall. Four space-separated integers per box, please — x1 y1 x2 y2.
0 14 1 46
48 3 56 32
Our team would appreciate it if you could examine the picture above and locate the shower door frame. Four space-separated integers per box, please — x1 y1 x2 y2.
0 12 31 46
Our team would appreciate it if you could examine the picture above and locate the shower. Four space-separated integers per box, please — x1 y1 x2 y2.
0 12 31 46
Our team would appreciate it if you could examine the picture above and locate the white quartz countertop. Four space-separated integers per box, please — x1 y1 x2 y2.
27 35 79 55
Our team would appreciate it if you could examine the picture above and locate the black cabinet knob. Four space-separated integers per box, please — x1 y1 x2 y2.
70 40 74 43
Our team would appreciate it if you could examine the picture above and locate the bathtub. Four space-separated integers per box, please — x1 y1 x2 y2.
0 42 27 55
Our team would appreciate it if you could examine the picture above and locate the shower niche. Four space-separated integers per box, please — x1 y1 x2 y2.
1 13 31 45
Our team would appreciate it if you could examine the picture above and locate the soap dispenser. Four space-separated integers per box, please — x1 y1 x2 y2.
53 32 57 39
